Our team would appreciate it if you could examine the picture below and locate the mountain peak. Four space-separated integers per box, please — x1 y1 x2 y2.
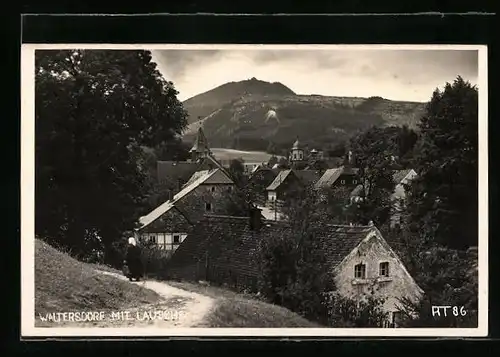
183 79 296 123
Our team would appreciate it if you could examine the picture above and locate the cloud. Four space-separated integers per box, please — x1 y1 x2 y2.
151 49 478 102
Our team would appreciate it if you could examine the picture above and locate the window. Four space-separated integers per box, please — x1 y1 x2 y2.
341 179 345 185
205 202 212 211
227 186 232 193
149 235 156 244
354 263 366 279
379 262 389 277
173 234 180 244
211 186 216 192
353 179 357 184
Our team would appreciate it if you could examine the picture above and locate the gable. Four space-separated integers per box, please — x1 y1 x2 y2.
334 229 423 299
202 169 235 185
139 207 193 233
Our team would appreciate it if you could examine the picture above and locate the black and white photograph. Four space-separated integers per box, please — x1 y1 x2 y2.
21 44 487 337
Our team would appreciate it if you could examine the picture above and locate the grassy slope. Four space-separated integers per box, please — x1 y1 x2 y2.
168 281 321 328
35 239 318 328
35 239 161 316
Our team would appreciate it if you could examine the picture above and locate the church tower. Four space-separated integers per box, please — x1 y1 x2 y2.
190 126 212 162
290 137 305 164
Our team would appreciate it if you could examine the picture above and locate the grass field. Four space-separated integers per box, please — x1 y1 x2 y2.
168 281 321 328
210 148 283 163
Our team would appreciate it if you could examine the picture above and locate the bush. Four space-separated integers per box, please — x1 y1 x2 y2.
324 292 388 327
139 241 174 278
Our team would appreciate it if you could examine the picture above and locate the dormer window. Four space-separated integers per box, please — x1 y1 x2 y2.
354 263 366 279
379 262 390 277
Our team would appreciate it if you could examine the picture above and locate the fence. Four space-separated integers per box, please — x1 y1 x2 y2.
166 257 258 293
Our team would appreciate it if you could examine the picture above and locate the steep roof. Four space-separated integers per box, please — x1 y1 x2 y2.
190 127 210 153
316 224 376 268
157 161 200 186
266 169 293 191
295 170 321 187
314 166 359 189
393 169 415 184
167 215 288 278
350 184 364 197
315 167 344 189
167 215 378 278
138 168 225 229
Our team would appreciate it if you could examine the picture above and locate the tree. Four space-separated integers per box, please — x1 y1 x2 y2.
267 155 278 167
349 126 396 226
258 187 334 323
277 157 290 169
35 49 188 262
388 205 478 328
155 137 190 161
228 158 246 186
220 187 254 217
408 76 478 249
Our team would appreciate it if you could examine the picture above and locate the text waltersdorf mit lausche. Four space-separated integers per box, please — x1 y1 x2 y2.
38 310 185 323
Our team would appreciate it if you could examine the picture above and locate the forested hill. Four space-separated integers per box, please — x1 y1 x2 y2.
181 78 426 152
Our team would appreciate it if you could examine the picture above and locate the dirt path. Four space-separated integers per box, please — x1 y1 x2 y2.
97 270 215 328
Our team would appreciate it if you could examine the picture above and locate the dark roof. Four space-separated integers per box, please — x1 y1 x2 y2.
167 215 289 278
315 224 375 268
157 155 229 187
157 161 200 186
295 170 321 187
314 166 359 189
168 215 377 278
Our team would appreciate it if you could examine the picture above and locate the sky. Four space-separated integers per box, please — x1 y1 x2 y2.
150 48 478 103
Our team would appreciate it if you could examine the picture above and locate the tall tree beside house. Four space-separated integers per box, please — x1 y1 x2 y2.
387 208 478 327
259 186 388 326
349 126 396 226
220 187 255 217
407 76 478 249
257 188 333 324
35 49 188 263
228 158 246 186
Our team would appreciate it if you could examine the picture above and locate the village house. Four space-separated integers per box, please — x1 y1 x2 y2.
135 167 236 251
247 165 279 204
389 168 418 228
348 168 418 228
165 210 423 327
156 127 229 199
314 150 360 191
265 168 322 207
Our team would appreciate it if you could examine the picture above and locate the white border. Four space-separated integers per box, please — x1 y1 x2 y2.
21 44 488 338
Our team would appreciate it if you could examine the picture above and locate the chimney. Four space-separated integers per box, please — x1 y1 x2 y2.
249 206 263 231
